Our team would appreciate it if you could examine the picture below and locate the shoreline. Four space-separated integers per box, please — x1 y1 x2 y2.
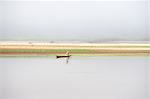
0 41 150 56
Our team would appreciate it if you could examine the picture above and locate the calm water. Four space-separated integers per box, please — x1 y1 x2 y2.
0 1 150 99
0 56 150 99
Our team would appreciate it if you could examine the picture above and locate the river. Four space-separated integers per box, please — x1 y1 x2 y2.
0 56 149 99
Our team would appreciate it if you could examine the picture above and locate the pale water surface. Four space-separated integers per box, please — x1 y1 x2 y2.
0 56 150 99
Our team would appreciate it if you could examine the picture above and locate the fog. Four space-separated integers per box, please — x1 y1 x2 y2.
0 0 150 99
0 0 149 41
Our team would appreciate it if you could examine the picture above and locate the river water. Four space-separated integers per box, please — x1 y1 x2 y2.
0 0 150 99
0 56 150 99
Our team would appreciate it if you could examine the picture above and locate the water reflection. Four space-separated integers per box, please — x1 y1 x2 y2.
0 56 149 99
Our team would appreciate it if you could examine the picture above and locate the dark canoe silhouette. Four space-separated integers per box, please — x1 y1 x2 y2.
56 51 71 64
56 51 71 59
56 55 71 59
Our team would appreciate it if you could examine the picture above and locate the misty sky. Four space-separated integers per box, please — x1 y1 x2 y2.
0 0 150 41
0 1 150 99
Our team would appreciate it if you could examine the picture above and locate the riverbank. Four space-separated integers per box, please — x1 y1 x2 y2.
0 41 150 56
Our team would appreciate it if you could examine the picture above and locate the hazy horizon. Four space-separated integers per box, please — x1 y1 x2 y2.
0 0 150 41
0 1 150 99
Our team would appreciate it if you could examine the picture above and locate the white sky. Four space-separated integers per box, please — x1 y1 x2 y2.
0 0 149 41
0 0 147 1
